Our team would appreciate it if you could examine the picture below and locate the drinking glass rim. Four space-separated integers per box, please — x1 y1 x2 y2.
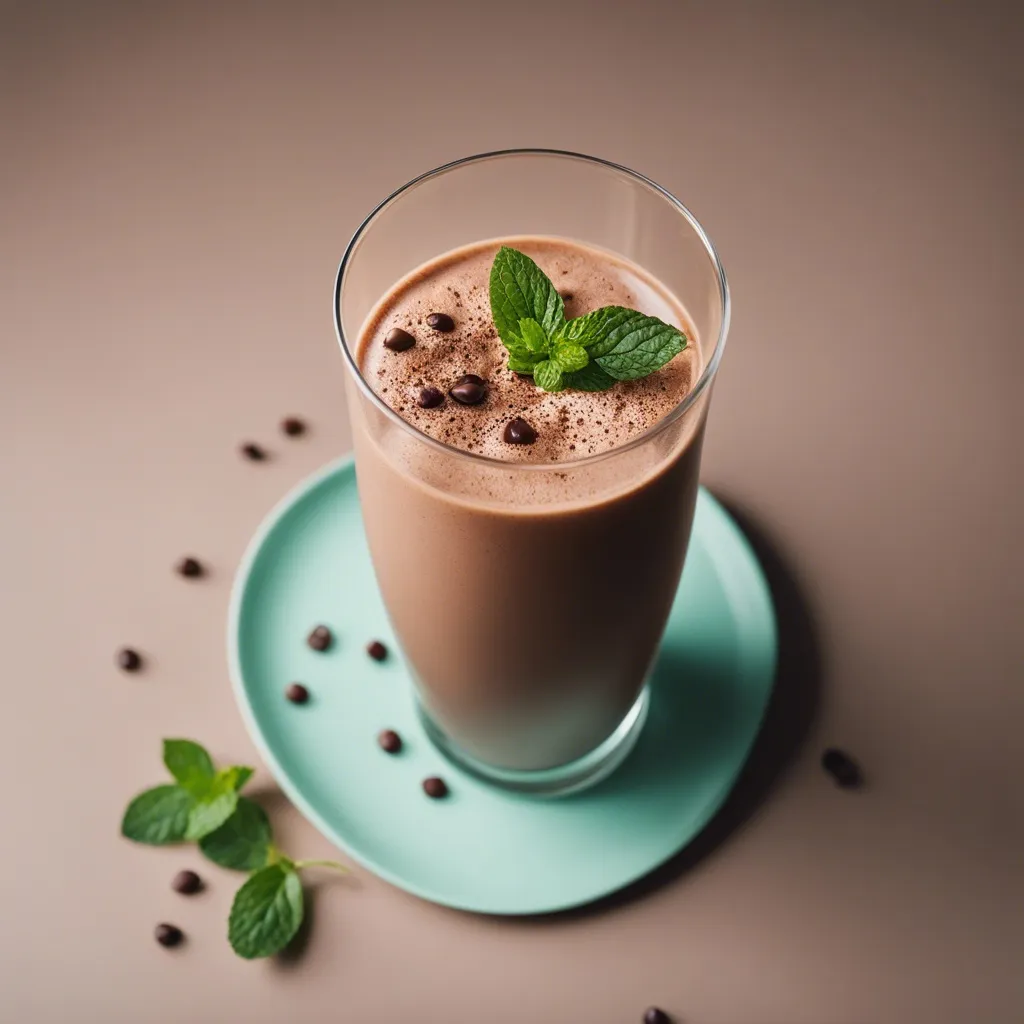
333 148 730 472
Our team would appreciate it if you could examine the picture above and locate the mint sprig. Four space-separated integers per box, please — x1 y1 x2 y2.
488 246 687 392
121 739 347 960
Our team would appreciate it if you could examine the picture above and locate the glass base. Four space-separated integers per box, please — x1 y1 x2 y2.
416 684 650 798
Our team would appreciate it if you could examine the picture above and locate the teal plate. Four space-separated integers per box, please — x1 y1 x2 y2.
228 456 776 915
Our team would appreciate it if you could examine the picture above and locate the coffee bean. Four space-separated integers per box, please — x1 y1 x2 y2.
117 647 142 672
503 417 537 445
307 625 332 651
285 682 310 704
449 374 487 405
822 748 863 789
172 870 202 895
281 416 306 436
155 923 184 948
241 442 266 461
418 387 444 409
384 328 415 352
176 557 203 578
643 1009 671 1024
367 640 388 661
426 312 455 332
422 776 448 799
378 729 402 754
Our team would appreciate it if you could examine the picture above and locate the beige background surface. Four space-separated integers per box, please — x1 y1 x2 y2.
2 2 1022 1022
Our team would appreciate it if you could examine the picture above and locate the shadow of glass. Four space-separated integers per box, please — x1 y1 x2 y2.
508 494 822 923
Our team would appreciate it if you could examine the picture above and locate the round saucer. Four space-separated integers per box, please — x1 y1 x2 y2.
228 456 776 915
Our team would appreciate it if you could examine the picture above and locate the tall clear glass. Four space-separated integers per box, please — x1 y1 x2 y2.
334 150 729 795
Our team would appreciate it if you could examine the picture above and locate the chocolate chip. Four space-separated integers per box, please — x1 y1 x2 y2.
418 387 444 409
426 312 455 332
367 640 388 661
822 748 863 789
422 776 448 799
307 625 332 651
449 374 487 405
117 647 142 672
503 417 537 445
285 682 310 704
241 442 266 461
281 416 306 436
155 923 184 948
643 1009 671 1024
172 870 202 895
378 729 402 754
384 328 415 352
176 557 203 578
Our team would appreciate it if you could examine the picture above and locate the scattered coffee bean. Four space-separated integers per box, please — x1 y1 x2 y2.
281 416 306 436
422 776 448 799
307 625 332 651
367 640 388 661
822 748 863 789
418 386 444 409
172 869 202 895
449 374 487 405
285 682 310 704
384 327 415 352
643 1009 671 1024
175 557 203 578
155 923 184 948
117 647 142 672
241 442 266 461
503 417 537 445
426 312 455 332
378 729 402 754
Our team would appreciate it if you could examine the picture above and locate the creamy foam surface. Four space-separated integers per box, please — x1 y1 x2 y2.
356 237 700 463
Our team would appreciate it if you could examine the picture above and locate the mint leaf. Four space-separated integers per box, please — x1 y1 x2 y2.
489 247 564 350
121 784 194 845
163 739 215 794
507 352 544 373
552 341 589 373
185 767 248 840
559 306 686 380
562 363 617 392
200 796 273 871
221 765 254 793
518 317 550 355
228 863 304 959
533 360 564 393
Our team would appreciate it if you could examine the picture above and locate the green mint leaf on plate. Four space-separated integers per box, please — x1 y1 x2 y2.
121 784 194 845
199 797 274 871
552 341 589 374
489 246 564 349
562 363 617 392
228 862 305 959
560 306 686 380
163 739 216 793
518 317 550 355
533 359 564 393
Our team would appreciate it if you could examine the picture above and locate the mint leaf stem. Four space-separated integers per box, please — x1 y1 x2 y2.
294 859 349 873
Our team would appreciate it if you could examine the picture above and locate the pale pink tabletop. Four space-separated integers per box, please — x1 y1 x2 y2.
2 3 1021 1023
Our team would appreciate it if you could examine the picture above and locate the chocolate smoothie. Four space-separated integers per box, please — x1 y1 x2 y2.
348 237 708 771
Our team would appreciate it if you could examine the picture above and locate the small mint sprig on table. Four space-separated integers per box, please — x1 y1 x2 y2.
121 739 347 959
489 246 688 393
